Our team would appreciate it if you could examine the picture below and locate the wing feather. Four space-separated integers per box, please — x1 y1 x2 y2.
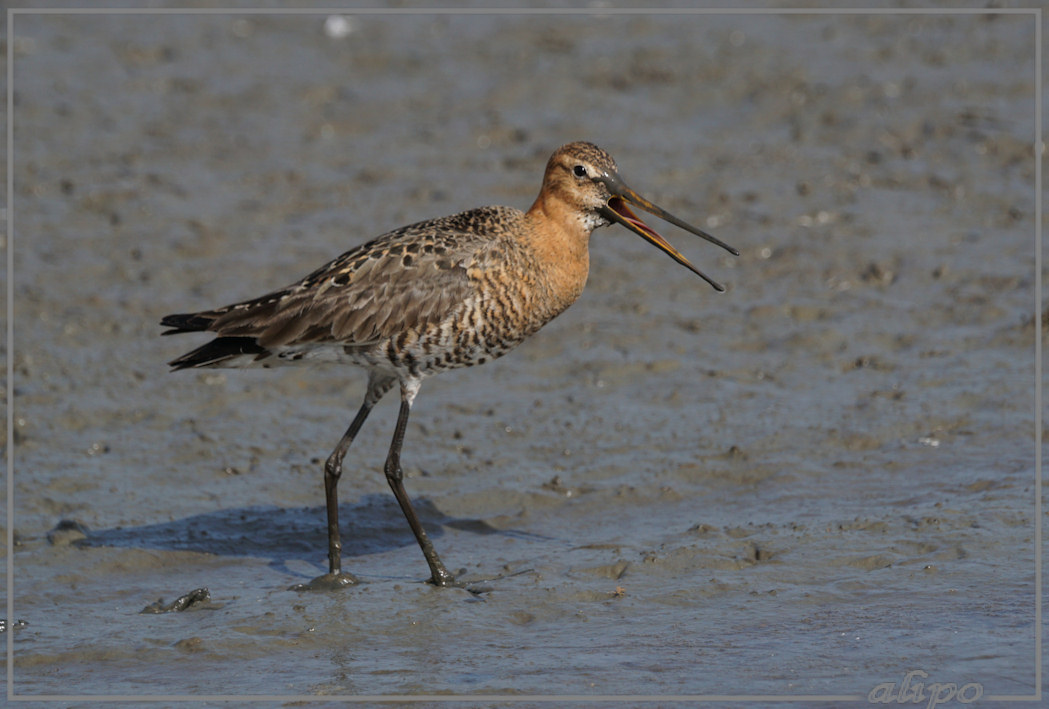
174 207 521 350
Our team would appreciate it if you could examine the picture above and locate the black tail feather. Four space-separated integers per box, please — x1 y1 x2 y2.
167 336 269 370
160 312 218 336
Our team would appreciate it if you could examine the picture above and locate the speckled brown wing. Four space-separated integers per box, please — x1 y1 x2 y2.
163 208 517 353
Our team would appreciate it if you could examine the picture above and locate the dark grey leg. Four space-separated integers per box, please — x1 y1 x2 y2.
323 375 394 576
324 402 372 575
384 394 455 586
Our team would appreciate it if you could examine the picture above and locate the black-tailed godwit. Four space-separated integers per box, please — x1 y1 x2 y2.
162 141 738 587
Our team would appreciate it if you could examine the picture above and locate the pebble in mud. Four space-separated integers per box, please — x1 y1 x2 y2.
46 519 89 546
140 587 213 614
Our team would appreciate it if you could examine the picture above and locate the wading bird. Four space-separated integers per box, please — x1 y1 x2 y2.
162 141 738 587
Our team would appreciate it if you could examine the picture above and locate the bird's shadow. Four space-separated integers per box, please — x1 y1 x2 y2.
76 494 549 579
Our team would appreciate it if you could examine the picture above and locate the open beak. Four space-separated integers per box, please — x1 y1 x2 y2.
597 172 738 292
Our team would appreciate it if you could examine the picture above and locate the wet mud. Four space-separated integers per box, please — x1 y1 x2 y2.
6 8 1039 704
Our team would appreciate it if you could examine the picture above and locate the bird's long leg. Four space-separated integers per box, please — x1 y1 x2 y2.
384 383 455 586
324 374 394 576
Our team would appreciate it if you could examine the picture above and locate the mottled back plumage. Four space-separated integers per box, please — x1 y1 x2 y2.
163 205 559 378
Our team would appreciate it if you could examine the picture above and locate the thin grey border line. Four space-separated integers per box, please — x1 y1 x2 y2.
1033 4 1043 705
5 2 13 702
5 6 1044 15
10 693 867 704
4 5 1044 704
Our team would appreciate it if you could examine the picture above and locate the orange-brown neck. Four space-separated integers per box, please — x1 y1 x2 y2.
523 189 592 313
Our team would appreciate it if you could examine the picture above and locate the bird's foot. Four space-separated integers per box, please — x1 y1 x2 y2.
427 567 460 588
290 571 360 592
427 567 536 594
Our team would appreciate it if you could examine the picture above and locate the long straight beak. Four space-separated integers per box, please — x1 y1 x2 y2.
597 172 738 292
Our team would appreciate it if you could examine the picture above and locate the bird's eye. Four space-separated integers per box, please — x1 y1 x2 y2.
572 165 587 178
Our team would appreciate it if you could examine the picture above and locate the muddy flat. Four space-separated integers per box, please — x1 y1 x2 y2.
7 9 1037 702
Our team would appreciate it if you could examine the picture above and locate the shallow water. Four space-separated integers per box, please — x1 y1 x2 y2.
6 8 1039 705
